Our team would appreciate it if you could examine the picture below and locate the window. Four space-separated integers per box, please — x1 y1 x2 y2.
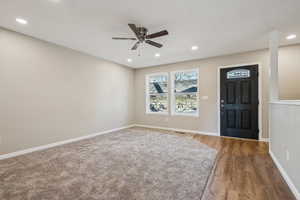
227 69 250 79
146 73 168 114
171 69 199 116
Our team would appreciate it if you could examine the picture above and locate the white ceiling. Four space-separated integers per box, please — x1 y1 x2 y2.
0 0 300 68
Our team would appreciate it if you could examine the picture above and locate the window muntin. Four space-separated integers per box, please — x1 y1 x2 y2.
227 69 250 79
172 70 199 116
146 74 168 114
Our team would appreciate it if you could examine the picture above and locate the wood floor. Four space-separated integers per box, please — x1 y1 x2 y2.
189 134 296 200
144 127 296 200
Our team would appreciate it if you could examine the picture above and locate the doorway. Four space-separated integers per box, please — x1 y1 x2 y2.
219 64 259 140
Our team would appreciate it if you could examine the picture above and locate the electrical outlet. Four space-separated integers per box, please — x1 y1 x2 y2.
286 150 290 161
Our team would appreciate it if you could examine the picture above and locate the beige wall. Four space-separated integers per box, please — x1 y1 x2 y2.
135 45 300 139
279 45 300 100
0 28 135 155
1 26 300 154
135 50 270 138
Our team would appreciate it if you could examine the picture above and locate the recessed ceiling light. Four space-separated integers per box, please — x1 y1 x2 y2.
127 58 132 63
191 45 199 51
16 18 28 25
286 34 297 40
155 53 160 58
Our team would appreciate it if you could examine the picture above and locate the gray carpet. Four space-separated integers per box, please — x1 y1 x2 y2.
0 128 217 200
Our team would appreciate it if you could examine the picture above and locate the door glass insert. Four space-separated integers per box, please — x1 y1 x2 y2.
227 69 250 79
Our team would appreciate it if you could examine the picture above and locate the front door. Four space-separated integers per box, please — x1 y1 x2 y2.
220 65 259 140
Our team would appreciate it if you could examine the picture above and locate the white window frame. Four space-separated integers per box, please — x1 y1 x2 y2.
171 68 199 117
145 72 169 115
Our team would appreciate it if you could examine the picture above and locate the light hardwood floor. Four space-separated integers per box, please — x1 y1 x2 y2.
191 134 296 200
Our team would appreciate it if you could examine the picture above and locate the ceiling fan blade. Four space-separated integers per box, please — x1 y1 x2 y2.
146 30 168 39
145 40 163 48
128 24 140 38
131 41 140 50
112 37 137 40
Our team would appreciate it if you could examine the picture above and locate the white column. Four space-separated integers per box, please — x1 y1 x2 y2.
269 30 280 102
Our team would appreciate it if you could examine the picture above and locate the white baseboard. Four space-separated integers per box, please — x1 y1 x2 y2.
134 124 270 143
269 150 300 200
1 124 268 161
259 138 270 142
0 124 135 160
134 124 218 136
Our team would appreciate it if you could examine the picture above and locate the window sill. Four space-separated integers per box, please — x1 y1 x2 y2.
171 113 199 117
146 112 169 116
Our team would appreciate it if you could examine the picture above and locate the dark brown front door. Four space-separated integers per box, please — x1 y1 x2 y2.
220 65 259 140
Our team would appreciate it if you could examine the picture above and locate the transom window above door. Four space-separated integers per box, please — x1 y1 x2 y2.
227 69 250 79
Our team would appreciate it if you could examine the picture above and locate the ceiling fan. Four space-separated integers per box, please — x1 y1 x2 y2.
112 24 168 50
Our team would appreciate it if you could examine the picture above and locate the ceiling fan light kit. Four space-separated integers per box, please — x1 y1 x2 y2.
112 24 168 50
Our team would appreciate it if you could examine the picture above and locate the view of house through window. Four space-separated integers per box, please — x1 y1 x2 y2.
146 74 168 113
146 70 199 116
172 70 198 115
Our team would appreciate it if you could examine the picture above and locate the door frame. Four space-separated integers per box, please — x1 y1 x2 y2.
217 62 263 141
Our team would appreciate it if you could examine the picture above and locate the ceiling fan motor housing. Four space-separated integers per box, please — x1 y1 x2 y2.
137 27 148 42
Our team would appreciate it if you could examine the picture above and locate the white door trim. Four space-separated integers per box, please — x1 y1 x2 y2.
217 62 263 141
